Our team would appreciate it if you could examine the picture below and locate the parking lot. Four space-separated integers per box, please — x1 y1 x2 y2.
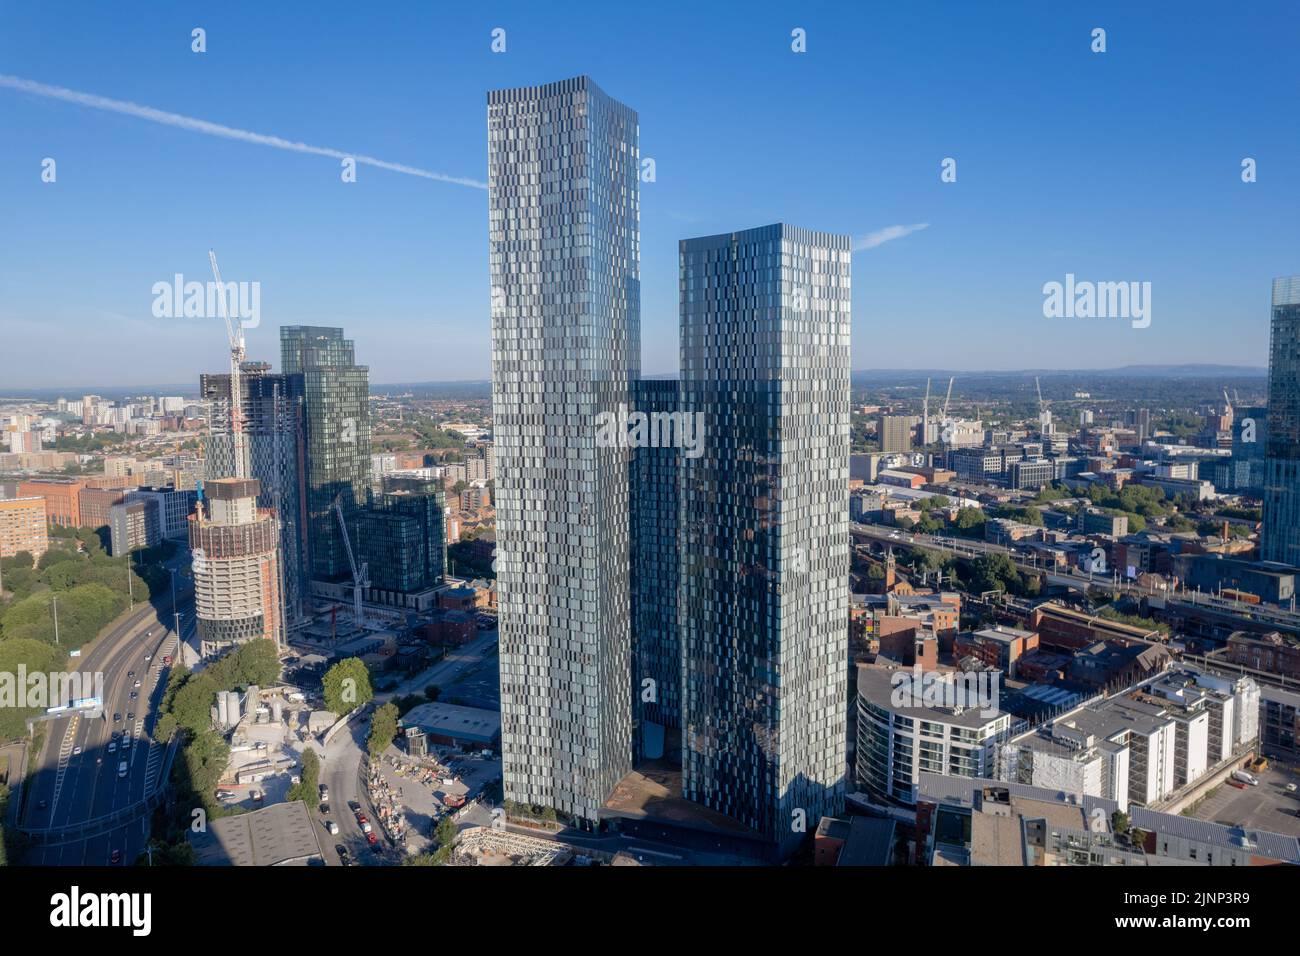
1189 764 1300 836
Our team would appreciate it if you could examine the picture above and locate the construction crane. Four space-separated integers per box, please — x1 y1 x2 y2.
332 494 368 628
941 376 954 420
208 250 248 479
1222 387 1234 417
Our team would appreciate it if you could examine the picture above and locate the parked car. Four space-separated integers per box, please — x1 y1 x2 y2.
107 741 117 754
361 821 372 834
72 746 81 756
334 844 352 865
319 802 330 815
127 670 135 678
366 831 378 845
110 849 121 864
326 821 339 835
117 761 128 778
113 713 122 722
127 712 135 721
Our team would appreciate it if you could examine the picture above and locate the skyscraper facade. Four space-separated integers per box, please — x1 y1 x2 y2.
201 362 309 620
1263 276 1300 567
357 474 446 604
630 377 681 760
679 223 851 856
488 76 640 824
280 327 372 582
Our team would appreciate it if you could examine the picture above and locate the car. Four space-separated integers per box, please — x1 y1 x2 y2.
37 798 48 810
1286 783 1297 794
320 802 330 815
107 741 117 753
319 784 329 799
110 849 121 864
347 800 361 812
334 844 352 865
1228 779 1248 789
326 821 339 835
162 656 172 665
72 746 81 756
361 821 372 834
128 692 138 700
133 680 141 689
111 730 122 739
113 713 122 722
144 654 152 662
366 831 378 845
127 670 134 678
117 761 128 778
357 812 368 824
127 712 135 720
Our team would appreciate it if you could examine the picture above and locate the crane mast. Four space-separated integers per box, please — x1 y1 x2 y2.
208 250 248 479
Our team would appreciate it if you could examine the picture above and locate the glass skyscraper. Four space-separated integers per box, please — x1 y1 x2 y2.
630 378 681 760
280 326 372 582
679 223 851 856
357 474 446 602
1263 276 1300 567
201 362 309 621
488 76 640 824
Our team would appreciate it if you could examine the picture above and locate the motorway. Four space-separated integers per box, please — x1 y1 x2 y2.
19 595 194 866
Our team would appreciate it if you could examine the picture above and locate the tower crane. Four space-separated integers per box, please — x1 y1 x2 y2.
1036 376 1052 435
332 494 368 628
208 250 248 479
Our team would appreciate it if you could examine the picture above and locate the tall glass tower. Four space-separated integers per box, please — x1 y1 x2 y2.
279 326 372 582
1263 276 1300 566
679 223 850 856
488 76 640 824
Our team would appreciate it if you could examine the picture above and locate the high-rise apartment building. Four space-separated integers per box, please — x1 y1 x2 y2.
1263 276 1300 567
202 362 310 620
489 76 640 825
109 498 161 555
679 223 851 856
280 327 372 582
0 497 49 561
629 378 681 760
879 414 919 453
189 477 284 653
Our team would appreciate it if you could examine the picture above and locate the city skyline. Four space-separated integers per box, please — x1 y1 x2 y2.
4 0 1299 387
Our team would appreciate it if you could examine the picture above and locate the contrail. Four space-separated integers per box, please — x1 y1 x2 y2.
0 73 487 190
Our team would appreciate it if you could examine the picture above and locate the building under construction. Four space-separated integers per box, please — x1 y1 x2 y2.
190 477 285 654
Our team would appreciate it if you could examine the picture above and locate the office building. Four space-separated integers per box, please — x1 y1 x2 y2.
17 478 86 528
1263 276 1300 566
356 474 446 608
75 486 125 530
679 223 850 855
202 362 310 620
280 326 372 582
0 497 49 561
488 76 639 825
125 486 197 542
189 477 284 653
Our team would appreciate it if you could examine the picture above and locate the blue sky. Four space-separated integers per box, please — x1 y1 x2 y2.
1 0 1297 388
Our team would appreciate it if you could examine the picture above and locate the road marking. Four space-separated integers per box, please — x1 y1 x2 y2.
48 715 80 819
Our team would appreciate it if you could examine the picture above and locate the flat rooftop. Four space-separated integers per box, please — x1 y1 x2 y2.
189 800 323 866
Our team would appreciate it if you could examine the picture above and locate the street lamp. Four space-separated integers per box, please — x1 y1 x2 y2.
52 594 60 645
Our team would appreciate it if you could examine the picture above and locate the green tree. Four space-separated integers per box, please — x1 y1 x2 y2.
287 748 321 804
322 658 373 714
367 702 400 756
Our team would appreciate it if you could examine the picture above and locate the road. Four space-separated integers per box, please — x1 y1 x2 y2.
316 628 499 865
19 595 193 866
